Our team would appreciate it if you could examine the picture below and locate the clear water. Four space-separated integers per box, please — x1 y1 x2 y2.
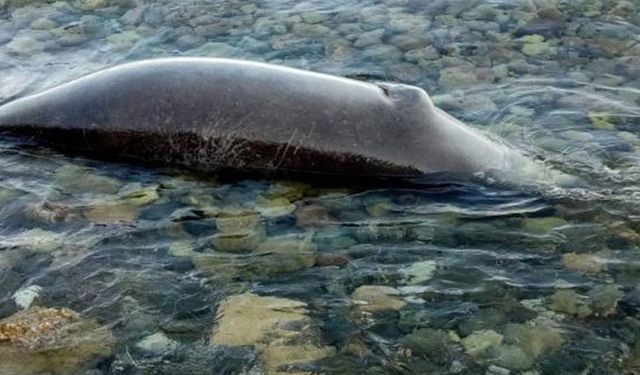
1 0 640 374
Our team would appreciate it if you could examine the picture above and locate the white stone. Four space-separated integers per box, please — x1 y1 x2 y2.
13 285 42 309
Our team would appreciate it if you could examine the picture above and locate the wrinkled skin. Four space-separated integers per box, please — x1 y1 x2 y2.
0 58 518 180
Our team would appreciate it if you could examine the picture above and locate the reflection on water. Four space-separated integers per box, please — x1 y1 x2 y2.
1 0 640 374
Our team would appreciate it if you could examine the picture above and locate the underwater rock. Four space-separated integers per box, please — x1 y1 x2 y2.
520 217 568 233
85 185 158 223
168 240 196 257
401 328 456 365
295 203 332 228
54 165 120 195
265 181 309 201
551 284 622 318
399 260 437 285
210 293 310 348
588 112 616 130
312 228 357 251
6 35 45 56
353 28 385 48
489 344 532 370
351 285 406 312
588 284 623 317
254 234 316 274
212 210 266 253
136 332 178 354
551 289 592 318
502 318 564 361
521 37 550 56
106 30 141 51
8 228 64 253
355 222 413 243
314 253 350 268
118 184 160 206
461 329 503 359
25 200 71 224
84 201 139 223
12 285 42 310
210 293 334 374
561 252 606 274
0 307 114 375
261 344 336 374
253 196 295 218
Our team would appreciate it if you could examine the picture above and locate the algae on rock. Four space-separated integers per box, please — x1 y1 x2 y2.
0 307 114 375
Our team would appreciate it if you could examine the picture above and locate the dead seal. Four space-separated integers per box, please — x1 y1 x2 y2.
0 57 525 182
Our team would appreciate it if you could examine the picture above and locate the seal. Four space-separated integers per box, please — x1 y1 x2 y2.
0 57 522 181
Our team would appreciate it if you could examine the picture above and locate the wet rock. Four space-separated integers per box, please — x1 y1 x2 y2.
118 184 159 206
106 30 141 52
291 23 330 38
210 293 309 347
85 184 158 223
12 285 42 310
210 293 334 373
168 241 195 257
262 344 336 374
54 165 120 195
388 34 428 51
113 342 257 374
400 260 437 284
362 44 402 62
300 12 330 24
25 200 71 224
561 252 606 274
356 221 412 242
401 328 455 365
588 284 623 317
176 34 205 50
295 203 331 228
520 35 550 56
74 0 108 11
551 289 592 318
312 228 356 251
136 332 178 354
386 63 423 83
314 253 350 268
461 329 503 358
588 112 616 130
213 210 265 253
502 318 564 361
351 285 406 312
438 66 495 90
85 202 139 223
489 344 532 370
7 229 64 253
255 234 316 274
31 17 57 30
253 196 295 218
353 28 385 48
265 181 308 201
404 46 440 62
458 309 506 337
325 38 355 60
0 307 113 375
6 35 45 55
520 217 568 233
515 9 567 38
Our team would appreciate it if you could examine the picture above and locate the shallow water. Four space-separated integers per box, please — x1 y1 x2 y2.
1 0 640 374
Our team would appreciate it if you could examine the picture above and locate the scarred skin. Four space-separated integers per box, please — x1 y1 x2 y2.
0 58 519 180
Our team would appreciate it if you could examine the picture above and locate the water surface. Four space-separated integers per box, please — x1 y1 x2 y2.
1 0 640 374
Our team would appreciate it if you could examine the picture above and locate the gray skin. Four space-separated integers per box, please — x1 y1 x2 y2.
0 58 519 180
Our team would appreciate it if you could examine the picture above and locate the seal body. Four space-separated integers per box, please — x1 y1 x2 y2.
0 58 515 180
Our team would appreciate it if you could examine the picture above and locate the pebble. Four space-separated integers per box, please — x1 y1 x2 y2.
136 332 178 354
